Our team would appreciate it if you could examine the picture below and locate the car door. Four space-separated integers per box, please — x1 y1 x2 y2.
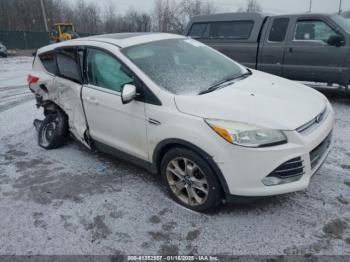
55 47 88 144
283 17 347 83
82 47 148 160
258 17 290 76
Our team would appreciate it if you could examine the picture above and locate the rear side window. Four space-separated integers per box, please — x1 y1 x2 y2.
268 18 289 42
209 21 254 39
188 23 208 38
39 52 58 75
56 48 82 83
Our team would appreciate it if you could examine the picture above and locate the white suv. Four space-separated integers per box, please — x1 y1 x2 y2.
28 33 334 212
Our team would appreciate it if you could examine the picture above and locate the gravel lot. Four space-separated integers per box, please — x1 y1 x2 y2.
0 57 349 256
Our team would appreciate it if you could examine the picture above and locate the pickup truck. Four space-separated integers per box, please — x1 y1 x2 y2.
185 13 350 89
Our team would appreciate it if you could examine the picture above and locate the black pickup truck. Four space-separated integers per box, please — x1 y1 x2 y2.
185 13 350 89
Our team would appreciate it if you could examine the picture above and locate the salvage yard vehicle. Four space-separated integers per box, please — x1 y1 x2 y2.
0 42 7 57
28 33 334 212
49 23 79 43
185 13 350 90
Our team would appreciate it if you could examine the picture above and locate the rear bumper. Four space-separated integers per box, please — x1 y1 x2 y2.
216 105 334 198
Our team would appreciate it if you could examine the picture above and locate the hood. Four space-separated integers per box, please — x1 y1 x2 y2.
174 70 328 130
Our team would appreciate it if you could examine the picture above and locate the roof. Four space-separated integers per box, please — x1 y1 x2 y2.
189 12 267 23
37 32 186 53
89 32 153 40
78 32 185 48
189 12 340 23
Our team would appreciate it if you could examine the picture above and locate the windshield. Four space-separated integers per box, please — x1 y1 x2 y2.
332 15 350 34
60 25 73 33
122 38 246 95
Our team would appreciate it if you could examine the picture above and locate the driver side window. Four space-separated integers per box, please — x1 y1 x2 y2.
294 20 337 42
87 48 133 92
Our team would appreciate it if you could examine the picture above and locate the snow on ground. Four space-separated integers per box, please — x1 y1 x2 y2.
0 56 33 88
0 57 349 256
0 57 34 113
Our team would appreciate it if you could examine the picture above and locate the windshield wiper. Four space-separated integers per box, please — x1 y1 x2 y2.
199 69 252 95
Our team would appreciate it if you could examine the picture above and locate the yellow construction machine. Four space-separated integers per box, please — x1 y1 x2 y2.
49 23 79 43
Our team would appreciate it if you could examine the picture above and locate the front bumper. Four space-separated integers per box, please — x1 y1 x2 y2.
216 106 335 197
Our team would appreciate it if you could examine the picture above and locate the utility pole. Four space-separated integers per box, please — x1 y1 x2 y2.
339 0 343 14
309 0 312 13
40 0 49 32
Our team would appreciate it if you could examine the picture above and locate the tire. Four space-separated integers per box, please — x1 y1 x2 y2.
160 147 222 212
38 111 68 149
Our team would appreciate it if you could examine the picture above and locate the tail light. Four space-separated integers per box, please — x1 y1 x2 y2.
27 74 39 86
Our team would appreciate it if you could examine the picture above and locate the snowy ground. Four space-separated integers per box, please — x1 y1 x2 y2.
0 57 349 256
0 56 33 88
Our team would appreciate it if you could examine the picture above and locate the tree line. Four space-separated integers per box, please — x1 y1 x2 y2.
1 0 349 34
0 0 271 34
0 0 218 34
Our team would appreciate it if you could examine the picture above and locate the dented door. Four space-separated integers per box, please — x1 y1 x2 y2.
55 47 87 143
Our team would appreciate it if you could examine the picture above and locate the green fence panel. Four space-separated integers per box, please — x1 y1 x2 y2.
25 31 50 49
0 31 25 49
0 30 92 49
0 31 50 49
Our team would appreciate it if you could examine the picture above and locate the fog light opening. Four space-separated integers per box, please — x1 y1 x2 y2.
262 175 302 186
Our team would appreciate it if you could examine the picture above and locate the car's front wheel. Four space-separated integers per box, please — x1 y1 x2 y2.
161 147 222 212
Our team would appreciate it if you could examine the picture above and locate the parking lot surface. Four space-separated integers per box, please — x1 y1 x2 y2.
0 57 349 255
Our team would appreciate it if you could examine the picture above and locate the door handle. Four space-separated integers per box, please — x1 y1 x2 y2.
288 47 293 53
86 96 99 105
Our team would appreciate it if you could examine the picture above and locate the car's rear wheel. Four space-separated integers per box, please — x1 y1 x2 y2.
38 111 68 149
161 147 222 212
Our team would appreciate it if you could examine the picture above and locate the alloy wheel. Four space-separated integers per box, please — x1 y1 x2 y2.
166 157 209 206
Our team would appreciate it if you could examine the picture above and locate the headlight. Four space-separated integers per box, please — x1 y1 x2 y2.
205 119 287 147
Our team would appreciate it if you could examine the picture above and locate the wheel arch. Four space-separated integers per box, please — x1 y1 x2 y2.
152 138 230 197
38 99 67 116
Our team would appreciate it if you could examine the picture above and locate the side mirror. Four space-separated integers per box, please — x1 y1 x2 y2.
327 35 344 47
121 84 137 104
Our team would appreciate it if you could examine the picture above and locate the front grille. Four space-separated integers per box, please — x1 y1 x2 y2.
297 107 328 133
310 131 332 170
268 157 304 179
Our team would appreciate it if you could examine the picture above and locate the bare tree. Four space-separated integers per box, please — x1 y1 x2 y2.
152 0 181 32
152 0 217 34
123 9 152 32
246 0 262 13
103 1 118 33
181 0 217 18
103 4 152 33
0 0 216 34
67 0 101 33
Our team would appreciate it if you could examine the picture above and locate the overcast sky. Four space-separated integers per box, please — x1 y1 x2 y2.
83 0 350 14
